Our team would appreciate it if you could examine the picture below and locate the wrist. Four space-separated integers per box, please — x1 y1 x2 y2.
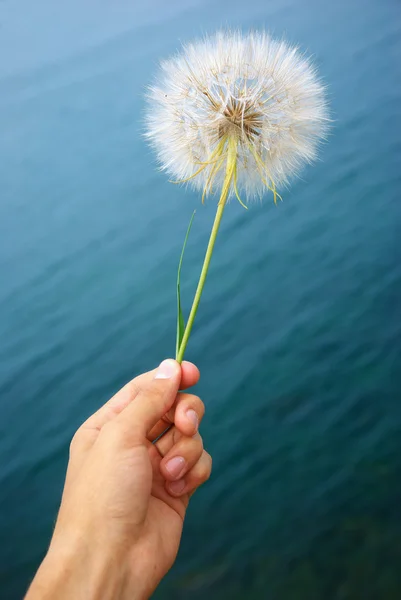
26 532 128 600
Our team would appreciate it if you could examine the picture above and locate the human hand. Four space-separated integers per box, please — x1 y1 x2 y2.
26 359 211 600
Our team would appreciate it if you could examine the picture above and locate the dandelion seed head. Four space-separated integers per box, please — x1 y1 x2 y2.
145 31 329 200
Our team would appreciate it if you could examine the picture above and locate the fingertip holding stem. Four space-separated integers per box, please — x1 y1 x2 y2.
154 359 178 380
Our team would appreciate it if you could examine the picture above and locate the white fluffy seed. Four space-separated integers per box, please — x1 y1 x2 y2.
145 31 329 200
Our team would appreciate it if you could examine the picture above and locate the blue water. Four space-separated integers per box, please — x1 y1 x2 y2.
1 0 400 598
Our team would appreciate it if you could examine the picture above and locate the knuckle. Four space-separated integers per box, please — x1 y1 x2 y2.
69 422 100 457
125 379 141 399
188 394 205 414
195 398 205 419
145 383 166 404
69 428 84 455
194 433 203 452
197 463 210 482
101 419 141 448
180 394 205 424
100 421 121 444
197 453 212 481
204 452 212 475
192 432 204 451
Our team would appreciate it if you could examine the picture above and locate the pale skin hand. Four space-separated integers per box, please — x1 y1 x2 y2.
25 359 212 600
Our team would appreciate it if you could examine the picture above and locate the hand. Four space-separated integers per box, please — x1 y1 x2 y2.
25 359 211 600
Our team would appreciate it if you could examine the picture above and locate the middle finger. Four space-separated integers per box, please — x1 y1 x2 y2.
148 392 205 443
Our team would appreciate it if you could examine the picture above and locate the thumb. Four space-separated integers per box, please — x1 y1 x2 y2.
114 359 181 444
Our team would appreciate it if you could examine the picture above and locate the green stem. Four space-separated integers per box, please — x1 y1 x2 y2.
176 200 227 363
176 137 236 363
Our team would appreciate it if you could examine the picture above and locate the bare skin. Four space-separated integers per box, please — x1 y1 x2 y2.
25 359 211 600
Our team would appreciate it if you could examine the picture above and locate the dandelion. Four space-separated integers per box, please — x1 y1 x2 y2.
145 31 329 362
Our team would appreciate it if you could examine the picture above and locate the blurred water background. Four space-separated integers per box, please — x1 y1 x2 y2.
0 0 400 598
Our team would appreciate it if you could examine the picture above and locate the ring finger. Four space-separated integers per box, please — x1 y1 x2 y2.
159 432 203 482
168 450 212 498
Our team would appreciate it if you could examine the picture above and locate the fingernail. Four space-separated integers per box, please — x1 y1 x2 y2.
186 409 198 431
168 479 186 495
165 456 186 479
155 359 176 379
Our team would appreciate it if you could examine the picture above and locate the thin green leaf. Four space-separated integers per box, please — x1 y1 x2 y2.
176 210 196 358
